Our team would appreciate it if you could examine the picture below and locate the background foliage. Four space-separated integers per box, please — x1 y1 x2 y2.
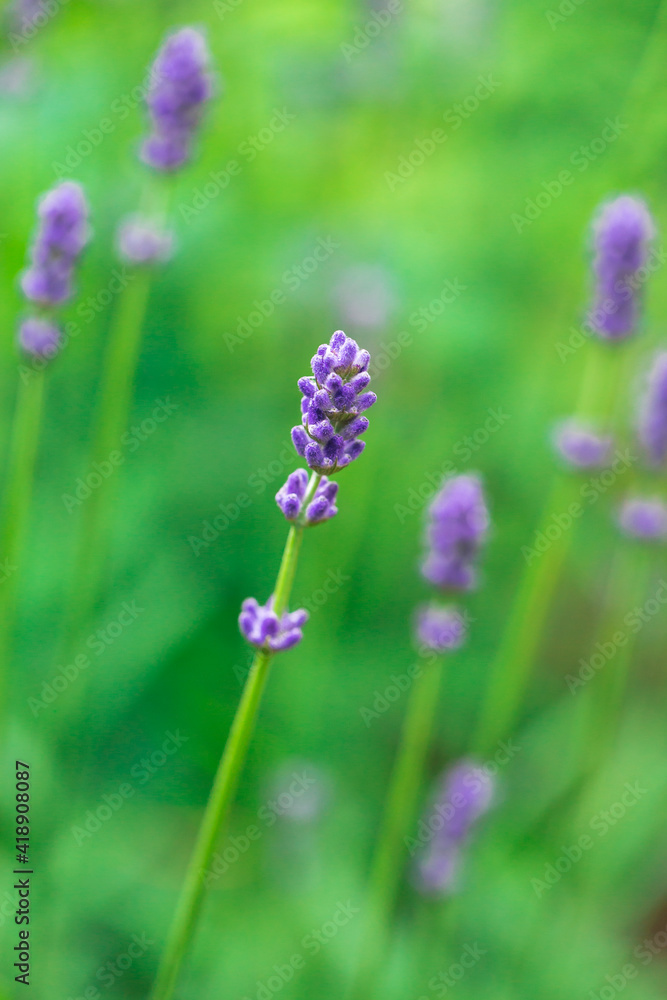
2 0 667 996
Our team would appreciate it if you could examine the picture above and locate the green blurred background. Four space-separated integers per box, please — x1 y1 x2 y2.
2 0 667 996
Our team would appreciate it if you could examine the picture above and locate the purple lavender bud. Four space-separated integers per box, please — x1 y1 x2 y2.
275 470 338 525
422 475 489 592
21 181 90 307
416 604 466 653
639 352 667 465
116 215 174 266
141 27 213 172
238 597 308 652
18 317 61 359
292 330 376 474
589 195 655 340
553 419 613 469
618 498 667 541
416 759 494 895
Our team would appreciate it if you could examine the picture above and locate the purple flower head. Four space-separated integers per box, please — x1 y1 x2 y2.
618 498 667 542
18 317 61 359
116 215 175 266
553 419 613 469
238 597 308 652
417 759 494 895
21 181 90 307
275 469 338 525
589 195 655 340
416 604 467 653
292 330 377 474
142 27 213 172
639 352 667 466
422 475 489 591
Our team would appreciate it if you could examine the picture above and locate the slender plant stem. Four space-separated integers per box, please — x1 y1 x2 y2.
0 370 45 733
471 472 574 757
350 657 444 1000
150 473 320 1000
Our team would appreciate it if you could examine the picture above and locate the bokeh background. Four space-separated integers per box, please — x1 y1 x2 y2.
2 0 667 996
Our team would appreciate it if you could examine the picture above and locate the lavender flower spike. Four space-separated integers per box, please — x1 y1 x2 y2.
142 27 213 172
21 180 90 307
618 498 667 541
639 352 667 465
117 215 175 266
18 317 61 359
422 474 489 591
239 597 308 652
417 759 494 894
589 195 655 340
292 330 377 474
553 419 613 469
275 469 338 525
416 604 466 653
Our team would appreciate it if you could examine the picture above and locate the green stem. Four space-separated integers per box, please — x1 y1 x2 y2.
0 370 45 729
57 266 153 708
350 657 444 1000
472 473 574 757
150 475 320 1000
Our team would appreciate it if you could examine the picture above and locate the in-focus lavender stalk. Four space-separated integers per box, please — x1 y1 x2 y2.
416 760 494 894
151 330 375 1000
352 474 489 999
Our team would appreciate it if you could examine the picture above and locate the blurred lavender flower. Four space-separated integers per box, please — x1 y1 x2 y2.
275 469 338 525
589 195 655 340
553 419 613 469
417 759 494 894
618 498 667 541
116 215 174 266
333 265 396 331
142 27 213 172
18 317 60 359
21 181 90 307
422 475 489 591
0 56 38 99
292 330 377 473
239 597 308 652
416 604 466 652
639 352 667 466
